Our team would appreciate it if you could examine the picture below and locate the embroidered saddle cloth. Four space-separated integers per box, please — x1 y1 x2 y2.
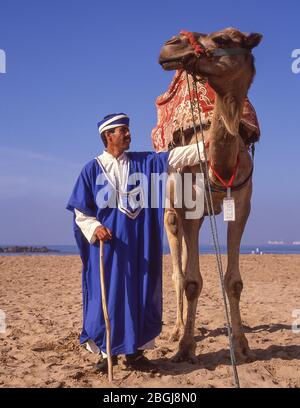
151 70 260 152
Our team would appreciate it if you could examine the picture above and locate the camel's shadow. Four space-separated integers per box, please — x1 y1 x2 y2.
195 323 291 342
152 323 300 375
196 344 300 371
195 323 292 340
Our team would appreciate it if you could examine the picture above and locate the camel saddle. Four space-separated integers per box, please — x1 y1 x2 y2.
152 70 260 152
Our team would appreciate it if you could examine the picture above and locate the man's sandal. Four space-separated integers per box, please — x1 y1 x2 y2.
94 355 118 373
125 350 157 372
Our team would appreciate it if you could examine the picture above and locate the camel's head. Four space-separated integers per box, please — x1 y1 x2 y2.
159 28 262 90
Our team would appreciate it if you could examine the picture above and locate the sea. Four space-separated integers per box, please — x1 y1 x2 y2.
0 244 300 256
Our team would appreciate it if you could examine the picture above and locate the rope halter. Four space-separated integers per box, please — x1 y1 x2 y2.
180 30 251 58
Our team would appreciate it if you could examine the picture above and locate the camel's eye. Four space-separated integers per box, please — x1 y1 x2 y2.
212 35 231 47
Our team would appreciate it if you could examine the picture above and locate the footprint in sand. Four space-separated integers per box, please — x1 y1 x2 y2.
31 342 56 352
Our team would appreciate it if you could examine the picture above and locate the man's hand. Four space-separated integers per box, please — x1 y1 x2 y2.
93 226 112 242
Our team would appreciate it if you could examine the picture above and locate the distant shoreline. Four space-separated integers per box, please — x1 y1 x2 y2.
0 244 299 256
0 246 59 254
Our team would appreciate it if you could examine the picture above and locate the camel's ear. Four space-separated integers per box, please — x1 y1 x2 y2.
244 33 263 50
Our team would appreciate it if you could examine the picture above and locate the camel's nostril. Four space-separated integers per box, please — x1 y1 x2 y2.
165 36 181 46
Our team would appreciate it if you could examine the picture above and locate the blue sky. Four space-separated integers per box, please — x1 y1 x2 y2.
0 0 299 245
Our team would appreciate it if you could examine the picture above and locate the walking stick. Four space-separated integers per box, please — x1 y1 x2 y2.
99 240 113 382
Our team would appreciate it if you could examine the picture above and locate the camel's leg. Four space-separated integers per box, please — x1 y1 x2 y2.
172 217 204 363
164 209 185 342
181 230 188 323
225 184 254 362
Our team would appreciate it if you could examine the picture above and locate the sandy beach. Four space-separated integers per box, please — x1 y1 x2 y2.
1 254 300 388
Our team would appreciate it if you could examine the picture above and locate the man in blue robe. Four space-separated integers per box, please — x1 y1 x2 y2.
67 113 204 372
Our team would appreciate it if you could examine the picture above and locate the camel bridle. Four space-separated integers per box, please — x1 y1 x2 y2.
180 30 251 58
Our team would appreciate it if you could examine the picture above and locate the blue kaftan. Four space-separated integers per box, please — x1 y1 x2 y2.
66 151 169 355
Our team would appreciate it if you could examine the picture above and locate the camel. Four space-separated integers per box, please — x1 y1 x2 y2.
158 28 262 363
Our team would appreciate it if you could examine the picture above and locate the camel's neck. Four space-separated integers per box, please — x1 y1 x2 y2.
209 86 246 180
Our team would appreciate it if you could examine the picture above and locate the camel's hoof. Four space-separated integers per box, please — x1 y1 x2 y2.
171 337 198 364
171 351 198 364
233 334 254 363
235 350 255 364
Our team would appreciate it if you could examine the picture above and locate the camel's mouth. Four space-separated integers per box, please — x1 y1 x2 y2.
160 60 183 71
159 55 191 71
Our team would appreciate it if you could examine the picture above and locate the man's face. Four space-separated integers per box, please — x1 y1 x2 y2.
106 126 131 151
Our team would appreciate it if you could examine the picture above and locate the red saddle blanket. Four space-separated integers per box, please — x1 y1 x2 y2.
151 70 260 152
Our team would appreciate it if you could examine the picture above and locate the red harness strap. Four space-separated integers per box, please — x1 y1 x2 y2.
209 157 240 189
180 30 205 56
